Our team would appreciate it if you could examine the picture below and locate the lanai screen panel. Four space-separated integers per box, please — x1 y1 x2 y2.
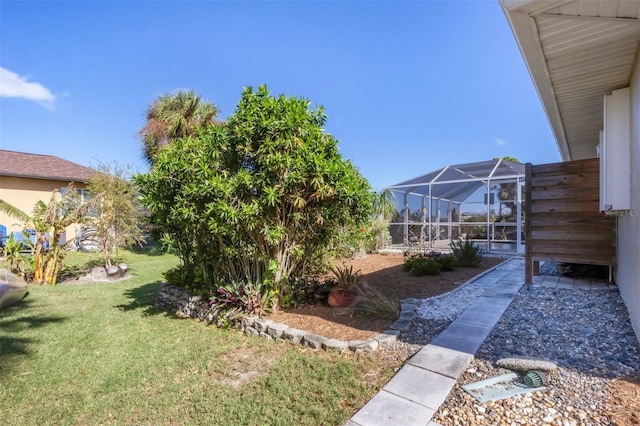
386 159 525 252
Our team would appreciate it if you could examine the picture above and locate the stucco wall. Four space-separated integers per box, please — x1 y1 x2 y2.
616 47 640 343
0 176 88 240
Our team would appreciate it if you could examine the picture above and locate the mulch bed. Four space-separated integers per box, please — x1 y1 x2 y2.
267 253 505 341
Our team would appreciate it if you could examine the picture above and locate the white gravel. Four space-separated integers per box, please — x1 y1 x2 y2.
416 257 522 322
416 282 487 321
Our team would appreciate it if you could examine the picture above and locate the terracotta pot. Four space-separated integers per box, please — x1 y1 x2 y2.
327 287 354 308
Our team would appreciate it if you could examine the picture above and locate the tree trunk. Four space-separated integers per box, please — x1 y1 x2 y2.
44 243 61 285
33 233 47 284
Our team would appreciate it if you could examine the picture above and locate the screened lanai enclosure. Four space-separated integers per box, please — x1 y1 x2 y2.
385 159 525 254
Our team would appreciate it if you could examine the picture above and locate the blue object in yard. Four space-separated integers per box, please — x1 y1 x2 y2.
25 228 37 245
0 224 7 247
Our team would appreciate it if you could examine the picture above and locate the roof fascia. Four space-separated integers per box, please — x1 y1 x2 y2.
0 172 89 183
500 1 573 161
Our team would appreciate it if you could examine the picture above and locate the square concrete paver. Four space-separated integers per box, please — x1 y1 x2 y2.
384 364 456 410
430 321 493 354
454 306 504 327
407 344 473 379
349 390 435 426
473 294 514 308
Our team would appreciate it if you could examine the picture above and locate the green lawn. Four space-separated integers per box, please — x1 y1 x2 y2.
0 250 394 425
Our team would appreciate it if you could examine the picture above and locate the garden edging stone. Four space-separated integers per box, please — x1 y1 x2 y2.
156 283 420 353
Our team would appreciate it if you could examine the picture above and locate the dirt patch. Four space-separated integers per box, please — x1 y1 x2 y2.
606 375 640 425
59 266 131 285
215 343 281 389
267 253 505 341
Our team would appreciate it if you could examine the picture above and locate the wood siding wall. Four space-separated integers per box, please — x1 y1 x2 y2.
525 159 616 283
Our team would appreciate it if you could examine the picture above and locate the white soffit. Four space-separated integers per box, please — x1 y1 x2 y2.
501 0 640 161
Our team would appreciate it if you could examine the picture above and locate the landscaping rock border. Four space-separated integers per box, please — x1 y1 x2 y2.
155 283 420 353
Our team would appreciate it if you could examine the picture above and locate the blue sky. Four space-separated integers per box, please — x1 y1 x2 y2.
0 0 559 191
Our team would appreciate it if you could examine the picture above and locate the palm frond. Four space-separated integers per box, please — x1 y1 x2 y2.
0 199 31 223
137 90 220 164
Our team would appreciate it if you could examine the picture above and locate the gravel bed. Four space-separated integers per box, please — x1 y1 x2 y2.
384 259 524 367
379 258 640 426
434 284 640 426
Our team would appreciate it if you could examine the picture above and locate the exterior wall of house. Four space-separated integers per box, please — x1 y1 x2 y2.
616 48 640 340
0 176 88 242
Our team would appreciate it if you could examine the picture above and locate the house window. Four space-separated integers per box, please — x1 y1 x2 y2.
59 187 98 217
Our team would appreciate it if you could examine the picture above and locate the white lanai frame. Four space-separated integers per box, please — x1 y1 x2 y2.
386 158 526 253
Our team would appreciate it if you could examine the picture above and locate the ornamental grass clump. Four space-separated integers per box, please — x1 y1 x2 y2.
354 282 400 321
450 236 484 267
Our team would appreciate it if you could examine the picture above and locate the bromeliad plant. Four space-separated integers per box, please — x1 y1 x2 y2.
330 264 361 291
326 264 362 308
207 281 274 327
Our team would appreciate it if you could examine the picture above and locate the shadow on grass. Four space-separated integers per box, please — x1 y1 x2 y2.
130 245 167 256
0 298 68 379
115 281 167 316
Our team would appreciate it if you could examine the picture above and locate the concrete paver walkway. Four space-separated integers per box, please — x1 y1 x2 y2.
346 263 525 426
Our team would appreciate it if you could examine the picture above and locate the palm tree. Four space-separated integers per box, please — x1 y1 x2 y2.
372 188 397 222
138 90 219 164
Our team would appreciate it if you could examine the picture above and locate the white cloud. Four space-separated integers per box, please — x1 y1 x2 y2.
0 67 55 108
495 138 507 146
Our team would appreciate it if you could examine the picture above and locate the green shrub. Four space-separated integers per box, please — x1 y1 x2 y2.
403 253 422 272
450 236 483 267
3 233 33 281
411 258 442 276
135 85 373 308
278 277 323 308
162 265 210 296
436 254 458 271
404 254 443 276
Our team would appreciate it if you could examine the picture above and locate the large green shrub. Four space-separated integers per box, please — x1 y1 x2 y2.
135 85 373 310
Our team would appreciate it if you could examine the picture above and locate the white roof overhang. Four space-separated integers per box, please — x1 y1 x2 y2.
500 0 640 161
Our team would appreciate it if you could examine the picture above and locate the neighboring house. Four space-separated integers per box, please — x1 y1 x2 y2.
501 1 640 341
0 149 95 242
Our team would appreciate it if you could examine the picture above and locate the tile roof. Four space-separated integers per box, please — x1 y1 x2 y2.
0 149 94 183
